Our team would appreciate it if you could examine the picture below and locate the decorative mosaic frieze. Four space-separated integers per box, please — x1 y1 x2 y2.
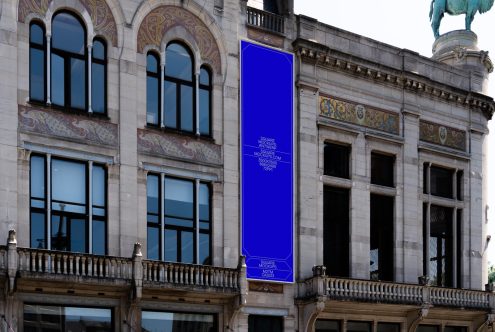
137 129 222 166
18 0 118 47
319 95 400 135
19 105 118 147
137 6 221 74
419 120 466 151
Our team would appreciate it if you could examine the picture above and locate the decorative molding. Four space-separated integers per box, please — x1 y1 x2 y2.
248 281 283 294
137 129 222 166
18 0 118 46
293 38 495 120
419 120 466 151
137 6 221 74
247 27 284 48
19 105 118 147
319 95 400 135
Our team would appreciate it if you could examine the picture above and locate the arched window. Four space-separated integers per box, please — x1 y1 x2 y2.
91 38 106 114
51 12 86 110
29 22 46 102
199 67 211 136
146 52 160 125
164 42 194 132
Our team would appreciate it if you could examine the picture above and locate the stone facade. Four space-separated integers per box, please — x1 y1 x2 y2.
0 0 494 331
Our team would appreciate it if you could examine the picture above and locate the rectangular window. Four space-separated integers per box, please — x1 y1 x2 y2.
371 152 395 187
142 311 216 332
370 194 394 281
315 320 340 332
24 304 112 331
29 155 107 254
146 174 211 264
323 186 349 277
417 326 439 332
377 323 401 332
445 327 467 332
248 315 283 332
429 165 454 198
324 143 350 179
426 205 453 287
348 321 371 332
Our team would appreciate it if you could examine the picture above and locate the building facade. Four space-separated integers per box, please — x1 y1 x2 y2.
0 0 494 331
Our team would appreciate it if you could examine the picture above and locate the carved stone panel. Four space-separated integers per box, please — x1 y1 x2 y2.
319 95 400 135
247 27 284 48
19 105 118 147
137 129 222 166
137 6 221 74
419 120 466 151
18 0 118 46
249 281 283 294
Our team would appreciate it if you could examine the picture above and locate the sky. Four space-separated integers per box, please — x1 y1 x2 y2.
294 1 495 265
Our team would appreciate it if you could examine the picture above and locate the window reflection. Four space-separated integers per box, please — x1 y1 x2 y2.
30 22 46 102
92 39 106 114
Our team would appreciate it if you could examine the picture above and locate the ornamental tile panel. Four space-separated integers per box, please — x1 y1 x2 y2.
19 105 118 147
18 0 118 46
137 6 221 74
319 95 400 135
137 129 222 166
419 120 466 151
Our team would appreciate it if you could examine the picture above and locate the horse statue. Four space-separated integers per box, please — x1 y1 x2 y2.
430 0 494 38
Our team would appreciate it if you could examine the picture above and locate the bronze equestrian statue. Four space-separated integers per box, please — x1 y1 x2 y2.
430 0 494 38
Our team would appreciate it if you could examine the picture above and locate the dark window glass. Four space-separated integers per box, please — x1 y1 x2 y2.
423 164 428 194
315 319 340 332
147 227 159 260
371 152 395 187
370 194 394 281
165 43 192 80
24 305 112 332
142 311 215 332
456 209 463 288
445 327 467 332
164 80 177 128
456 171 463 200
30 156 106 254
52 13 85 54
248 315 283 332
146 53 160 125
199 183 211 265
164 229 177 262
324 143 350 179
30 23 46 102
51 12 86 110
91 39 106 114
51 53 65 105
199 67 211 136
430 165 453 198
429 205 453 287
180 85 193 132
378 323 401 332
30 23 44 45
417 326 439 332
323 186 349 277
164 42 195 133
348 321 371 332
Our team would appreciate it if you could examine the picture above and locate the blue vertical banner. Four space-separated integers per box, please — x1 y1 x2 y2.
240 40 294 283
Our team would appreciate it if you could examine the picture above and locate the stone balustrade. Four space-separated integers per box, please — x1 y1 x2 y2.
2 230 243 297
17 247 133 279
301 267 494 310
143 260 239 290
246 6 285 34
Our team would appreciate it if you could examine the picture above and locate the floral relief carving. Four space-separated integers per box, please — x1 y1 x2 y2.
19 105 118 147
137 6 221 74
419 120 466 151
137 129 222 166
18 0 118 46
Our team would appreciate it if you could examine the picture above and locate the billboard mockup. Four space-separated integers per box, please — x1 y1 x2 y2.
240 40 294 283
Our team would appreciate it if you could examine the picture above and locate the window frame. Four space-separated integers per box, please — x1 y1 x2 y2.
29 21 47 103
198 65 212 136
29 154 108 254
146 51 161 126
50 11 88 111
146 173 212 265
323 142 351 179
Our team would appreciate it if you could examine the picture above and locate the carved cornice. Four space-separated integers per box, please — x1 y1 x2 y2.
292 38 495 120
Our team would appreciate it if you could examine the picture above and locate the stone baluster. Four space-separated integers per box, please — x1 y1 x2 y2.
7 230 18 293
132 243 143 300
